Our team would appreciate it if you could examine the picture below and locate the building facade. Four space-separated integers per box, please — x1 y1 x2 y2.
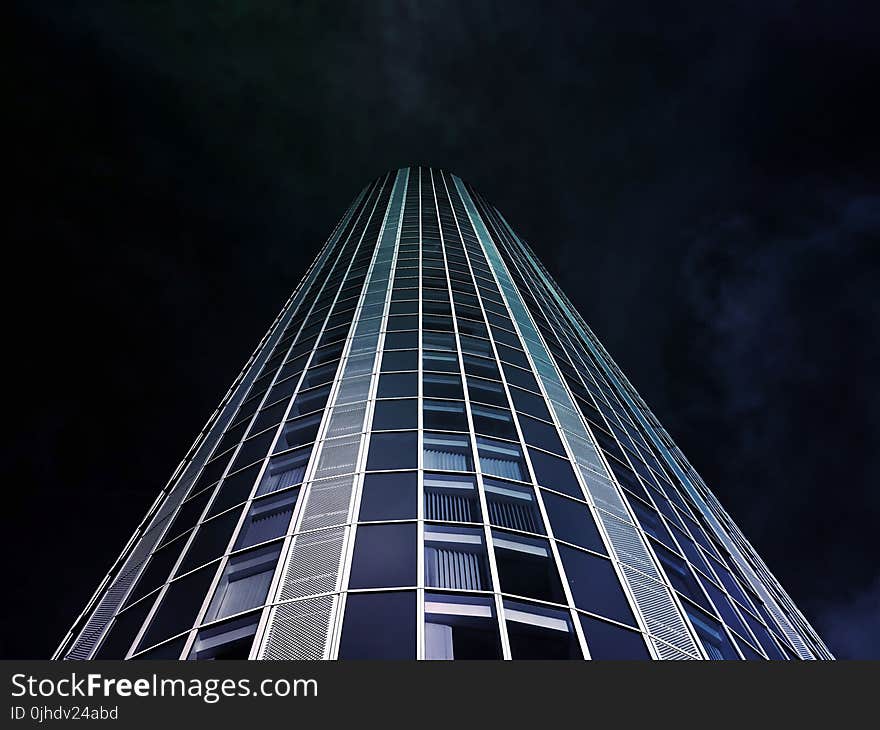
55 167 833 660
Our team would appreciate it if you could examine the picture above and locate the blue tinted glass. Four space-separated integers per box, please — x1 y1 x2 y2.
339 591 416 659
541 491 606 554
579 614 650 659
528 448 582 498
359 472 418 521
348 523 417 588
372 398 418 431
559 545 635 626
366 431 418 471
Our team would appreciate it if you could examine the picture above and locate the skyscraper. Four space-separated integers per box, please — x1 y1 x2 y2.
55 167 833 660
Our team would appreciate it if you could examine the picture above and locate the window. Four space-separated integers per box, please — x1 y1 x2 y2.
684 604 740 659
287 384 331 418
629 498 675 548
463 354 500 380
207 463 262 517
493 531 566 603
377 372 418 398
423 314 454 332
471 404 517 440
160 489 211 546
250 400 288 435
358 472 417 521
256 448 310 496
274 413 322 452
558 545 635 625
339 592 416 659
384 331 419 351
528 448 582 499
389 300 418 316
265 375 298 406
423 351 459 373
654 544 710 609
541 491 606 554
423 373 464 400
425 593 502 660
366 431 418 471
510 386 550 420
94 602 153 659
423 331 456 351
579 615 650 659
387 314 418 331
504 600 581 659
459 335 493 358
176 511 239 575
137 565 217 652
477 437 526 481
467 377 508 406
518 415 565 455
484 478 544 534
348 523 417 589
234 490 299 550
424 473 481 522
299 361 339 391
372 398 418 431
423 433 473 472
188 614 259 660
424 525 490 591
423 399 469 432
125 541 183 608
204 544 281 622
381 349 418 372
227 430 275 474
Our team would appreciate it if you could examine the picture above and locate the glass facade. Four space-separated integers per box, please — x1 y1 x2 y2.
55 167 833 660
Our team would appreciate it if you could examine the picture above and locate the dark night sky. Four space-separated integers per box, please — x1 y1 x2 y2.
6 2 879 659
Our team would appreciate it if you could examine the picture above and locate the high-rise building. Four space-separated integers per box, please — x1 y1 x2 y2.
55 167 833 660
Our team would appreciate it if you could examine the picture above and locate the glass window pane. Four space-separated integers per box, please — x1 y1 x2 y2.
423 433 473 472
467 377 508 406
579 615 651 659
384 331 419 351
372 398 418 431
423 351 460 373
425 593 502 660
541 491 606 554
204 544 281 621
519 415 565 455
477 437 526 481
234 489 299 550
348 523 417 589
339 591 416 659
424 525 490 591
471 404 518 440
377 372 418 398
258 448 311 495
484 478 545 534
366 431 418 471
358 471 418 521
423 373 464 400
274 412 322 452
423 399 469 432
176 511 239 575
510 386 551 420
558 545 636 625
493 530 566 603
528 448 583 498
137 565 217 651
381 349 418 372
188 614 259 660
424 473 481 522
504 599 581 659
